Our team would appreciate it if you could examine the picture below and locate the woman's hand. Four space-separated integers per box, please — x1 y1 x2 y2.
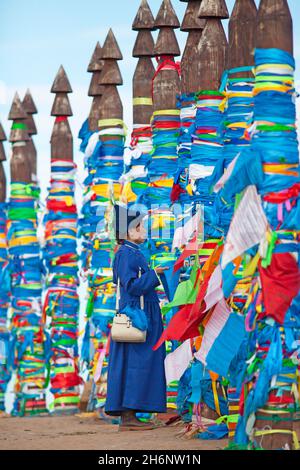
155 266 170 275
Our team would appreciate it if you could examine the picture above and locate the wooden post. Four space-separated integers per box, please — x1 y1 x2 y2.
256 0 293 54
180 0 205 94
50 65 73 161
132 0 155 126
80 29 125 416
8 92 31 183
172 1 205 207
229 0 257 75
0 122 9 413
44 67 81 415
153 0 181 110
187 0 229 421
197 0 229 90
118 0 156 206
247 0 295 450
224 0 258 441
0 123 7 203
22 90 38 184
99 29 123 123
88 42 105 132
7 93 47 416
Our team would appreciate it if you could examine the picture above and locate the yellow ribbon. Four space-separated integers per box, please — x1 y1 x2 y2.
212 380 221 416
9 236 37 247
255 63 293 73
254 429 300 450
151 213 168 230
120 182 137 204
152 109 180 118
92 183 121 199
243 252 260 277
149 178 174 188
98 119 127 133
133 97 153 106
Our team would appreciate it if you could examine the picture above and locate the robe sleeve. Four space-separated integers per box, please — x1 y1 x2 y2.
117 250 160 296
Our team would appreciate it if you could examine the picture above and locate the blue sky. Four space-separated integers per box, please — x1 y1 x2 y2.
1 0 300 200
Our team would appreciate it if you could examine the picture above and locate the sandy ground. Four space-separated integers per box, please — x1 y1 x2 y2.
0 414 227 450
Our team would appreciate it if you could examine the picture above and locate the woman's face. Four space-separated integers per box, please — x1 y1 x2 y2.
128 221 147 244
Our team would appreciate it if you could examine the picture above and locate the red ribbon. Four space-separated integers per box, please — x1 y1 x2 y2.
46 200 77 213
152 56 181 99
55 116 68 123
263 182 300 203
130 126 152 147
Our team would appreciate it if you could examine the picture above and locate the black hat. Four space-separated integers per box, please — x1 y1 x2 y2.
113 203 147 240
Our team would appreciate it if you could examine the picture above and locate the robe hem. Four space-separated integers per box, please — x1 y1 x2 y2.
105 405 167 417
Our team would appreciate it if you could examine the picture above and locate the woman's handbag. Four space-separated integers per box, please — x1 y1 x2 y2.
111 269 147 343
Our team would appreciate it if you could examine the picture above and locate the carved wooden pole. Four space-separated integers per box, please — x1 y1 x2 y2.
51 66 73 160
213 0 300 451
219 0 258 441
229 0 257 75
88 42 105 132
184 0 229 421
8 93 31 183
153 0 181 111
197 0 229 90
0 123 6 203
256 0 293 54
180 0 205 94
232 0 297 450
99 29 123 124
0 121 10 413
132 0 155 126
22 90 38 185
43 67 81 414
171 1 205 206
145 0 181 413
147 0 181 207
80 29 125 414
120 0 156 205
7 94 47 416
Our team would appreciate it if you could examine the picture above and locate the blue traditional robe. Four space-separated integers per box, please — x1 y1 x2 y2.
105 240 167 416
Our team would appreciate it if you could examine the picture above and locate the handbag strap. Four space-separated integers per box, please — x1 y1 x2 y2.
116 267 144 310
139 268 145 310
116 277 120 311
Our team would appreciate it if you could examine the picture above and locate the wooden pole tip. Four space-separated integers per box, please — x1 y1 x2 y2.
198 0 229 19
87 42 104 72
101 29 123 60
132 0 156 31
8 92 27 120
22 89 38 114
230 0 257 20
181 1 206 31
256 0 293 53
51 65 73 93
155 0 180 29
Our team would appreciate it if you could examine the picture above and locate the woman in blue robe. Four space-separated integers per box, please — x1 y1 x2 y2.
105 204 167 431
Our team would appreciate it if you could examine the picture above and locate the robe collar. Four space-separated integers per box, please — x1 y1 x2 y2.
123 240 140 250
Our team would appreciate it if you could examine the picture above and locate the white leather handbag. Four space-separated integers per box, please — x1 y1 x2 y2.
111 270 147 343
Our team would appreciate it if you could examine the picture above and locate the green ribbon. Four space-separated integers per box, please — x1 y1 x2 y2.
11 123 27 130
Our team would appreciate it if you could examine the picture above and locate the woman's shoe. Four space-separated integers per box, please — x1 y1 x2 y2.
119 410 156 431
119 421 156 432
